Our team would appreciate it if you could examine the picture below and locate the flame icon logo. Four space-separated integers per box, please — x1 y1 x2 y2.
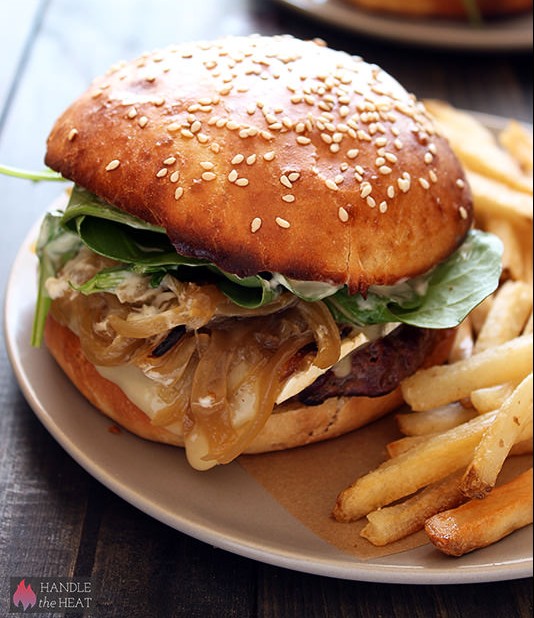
12 579 37 611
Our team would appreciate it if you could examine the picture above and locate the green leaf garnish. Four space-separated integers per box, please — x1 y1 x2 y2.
32 185 503 346
0 163 65 182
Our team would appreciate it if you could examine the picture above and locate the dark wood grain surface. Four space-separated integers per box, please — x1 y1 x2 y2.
1 1 532 616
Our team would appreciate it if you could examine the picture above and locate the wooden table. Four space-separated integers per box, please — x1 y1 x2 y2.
1 1 532 616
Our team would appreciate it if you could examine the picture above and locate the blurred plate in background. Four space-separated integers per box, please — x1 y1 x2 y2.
276 0 533 51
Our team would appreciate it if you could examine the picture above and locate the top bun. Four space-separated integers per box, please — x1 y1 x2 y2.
45 35 471 293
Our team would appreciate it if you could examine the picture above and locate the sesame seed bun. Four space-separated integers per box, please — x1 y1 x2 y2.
45 35 472 293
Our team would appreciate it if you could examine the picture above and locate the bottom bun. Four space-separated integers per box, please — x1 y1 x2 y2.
44 315 453 457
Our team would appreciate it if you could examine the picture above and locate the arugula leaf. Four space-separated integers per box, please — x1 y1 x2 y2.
0 163 65 183
33 185 502 346
32 213 82 346
325 230 502 329
61 186 281 308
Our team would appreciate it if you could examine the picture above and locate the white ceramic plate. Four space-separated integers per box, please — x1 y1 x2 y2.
4 114 532 584
276 0 533 51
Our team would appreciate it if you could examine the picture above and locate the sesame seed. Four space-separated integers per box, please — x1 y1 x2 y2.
334 174 344 185
163 157 176 165
105 159 120 171
174 187 184 200
387 185 395 199
347 149 359 159
170 171 180 183
167 122 181 133
424 152 433 164
385 152 398 163
138 116 148 128
282 194 295 203
379 201 388 213
251 217 262 233
67 128 78 141
419 177 430 190
181 129 194 139
190 120 202 133
280 175 292 189
325 179 339 191
456 178 465 189
246 154 257 165
459 206 469 219
338 206 349 222
156 168 168 178
200 161 214 170
275 217 291 228
429 170 438 183
398 177 411 193
202 171 216 181
235 178 249 187
197 133 209 144
228 169 239 183
288 172 300 182
297 136 311 145
360 182 372 198
379 165 392 175
127 107 138 118
367 196 376 208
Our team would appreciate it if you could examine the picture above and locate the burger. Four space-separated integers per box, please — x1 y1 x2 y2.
35 35 501 470
343 0 533 19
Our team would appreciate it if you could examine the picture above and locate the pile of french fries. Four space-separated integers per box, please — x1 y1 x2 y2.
333 102 533 557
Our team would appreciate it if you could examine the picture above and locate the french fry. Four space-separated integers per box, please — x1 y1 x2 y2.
396 402 477 436
448 317 474 363
386 434 431 458
470 383 516 414
333 411 497 522
461 374 533 498
468 294 494 336
424 99 533 194
401 334 532 411
523 311 533 335
360 472 467 546
473 281 532 353
467 170 533 221
484 216 527 282
425 468 533 557
499 120 533 176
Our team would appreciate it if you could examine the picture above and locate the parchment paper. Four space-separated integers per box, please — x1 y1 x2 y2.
239 413 532 559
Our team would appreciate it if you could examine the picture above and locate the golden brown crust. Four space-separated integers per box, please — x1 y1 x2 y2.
45 35 471 293
344 0 532 18
44 315 453 456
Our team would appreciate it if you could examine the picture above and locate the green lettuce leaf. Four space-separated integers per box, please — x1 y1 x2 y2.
32 185 502 346
32 213 82 346
325 230 502 329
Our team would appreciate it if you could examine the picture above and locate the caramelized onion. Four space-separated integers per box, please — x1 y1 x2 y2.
50 252 347 466
295 300 341 369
